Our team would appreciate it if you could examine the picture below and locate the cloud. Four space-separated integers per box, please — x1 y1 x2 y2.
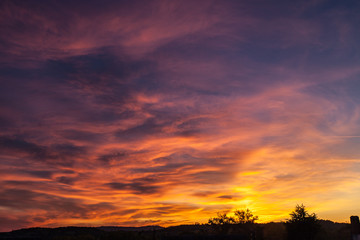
0 188 115 222
188 170 236 185
0 216 31 232
106 177 163 195
59 129 105 143
21 170 54 179
0 136 86 166
97 152 128 164
115 118 168 141
56 176 78 185
0 136 47 158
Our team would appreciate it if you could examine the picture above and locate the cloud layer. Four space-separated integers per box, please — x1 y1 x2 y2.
1 0 360 231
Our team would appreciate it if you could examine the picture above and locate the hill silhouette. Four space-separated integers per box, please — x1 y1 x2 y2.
0 221 351 240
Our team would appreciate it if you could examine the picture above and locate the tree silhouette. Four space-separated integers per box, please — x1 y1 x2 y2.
208 212 235 225
285 204 320 240
208 209 258 234
234 208 259 224
208 209 258 225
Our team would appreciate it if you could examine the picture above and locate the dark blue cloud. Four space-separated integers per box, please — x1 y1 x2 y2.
60 129 105 143
115 118 169 141
0 136 87 166
106 177 162 195
0 188 115 218
97 152 128 163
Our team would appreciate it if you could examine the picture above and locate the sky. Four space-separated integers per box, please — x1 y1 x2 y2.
1 0 360 232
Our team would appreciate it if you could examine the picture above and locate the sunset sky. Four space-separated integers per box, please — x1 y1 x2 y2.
1 0 360 232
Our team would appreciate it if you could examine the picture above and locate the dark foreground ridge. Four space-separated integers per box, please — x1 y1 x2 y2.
0 221 351 240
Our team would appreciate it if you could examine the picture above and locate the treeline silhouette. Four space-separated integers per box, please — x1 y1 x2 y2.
0 205 352 240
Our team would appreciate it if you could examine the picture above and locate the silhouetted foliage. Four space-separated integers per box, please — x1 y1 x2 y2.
285 204 320 240
208 209 258 226
208 212 235 225
234 209 259 224
208 209 259 236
